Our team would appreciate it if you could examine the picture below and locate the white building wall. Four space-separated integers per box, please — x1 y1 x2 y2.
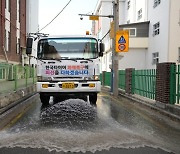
94 0 113 72
124 0 136 23
26 0 39 33
123 0 148 24
119 49 147 70
101 1 113 37
135 0 146 22
168 0 180 63
119 0 126 24
95 0 148 72
146 0 170 69
95 0 180 71
26 0 39 65
118 0 148 70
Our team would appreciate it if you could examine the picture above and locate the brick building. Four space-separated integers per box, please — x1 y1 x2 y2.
0 0 26 64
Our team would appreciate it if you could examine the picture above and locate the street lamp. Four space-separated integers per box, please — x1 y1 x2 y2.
78 14 114 20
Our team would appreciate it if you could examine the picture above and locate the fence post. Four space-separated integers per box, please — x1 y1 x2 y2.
25 66 28 87
32 66 35 84
131 69 135 94
170 64 176 104
14 65 17 91
155 62 175 104
125 68 134 94
102 71 105 87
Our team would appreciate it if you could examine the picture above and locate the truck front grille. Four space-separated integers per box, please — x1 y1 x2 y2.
53 77 82 80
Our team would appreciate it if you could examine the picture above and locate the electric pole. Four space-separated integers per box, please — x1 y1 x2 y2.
112 0 119 96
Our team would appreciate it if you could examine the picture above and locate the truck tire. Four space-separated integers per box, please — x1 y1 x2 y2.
89 93 97 105
40 93 50 106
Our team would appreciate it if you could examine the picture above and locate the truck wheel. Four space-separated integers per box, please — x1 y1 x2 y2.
40 93 50 106
89 93 97 105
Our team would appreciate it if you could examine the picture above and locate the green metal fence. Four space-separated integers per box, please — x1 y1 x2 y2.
101 65 180 105
175 65 180 104
104 72 111 86
133 69 156 100
119 70 125 90
0 63 37 94
0 63 12 80
170 64 180 104
13 65 37 90
101 71 126 89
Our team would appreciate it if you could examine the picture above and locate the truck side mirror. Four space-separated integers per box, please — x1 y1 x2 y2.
26 37 33 55
99 43 105 57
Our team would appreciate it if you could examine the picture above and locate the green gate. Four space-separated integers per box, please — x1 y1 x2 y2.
133 69 156 100
170 64 180 104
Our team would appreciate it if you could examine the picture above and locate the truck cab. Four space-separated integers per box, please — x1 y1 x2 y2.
26 35 104 105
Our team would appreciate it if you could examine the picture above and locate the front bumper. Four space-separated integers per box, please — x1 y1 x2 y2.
37 81 101 93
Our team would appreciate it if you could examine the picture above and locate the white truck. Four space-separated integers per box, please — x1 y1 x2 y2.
26 35 104 105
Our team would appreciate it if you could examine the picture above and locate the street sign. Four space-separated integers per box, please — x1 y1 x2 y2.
116 30 129 52
89 15 99 20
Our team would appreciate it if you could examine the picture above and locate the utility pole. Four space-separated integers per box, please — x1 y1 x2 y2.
112 0 119 96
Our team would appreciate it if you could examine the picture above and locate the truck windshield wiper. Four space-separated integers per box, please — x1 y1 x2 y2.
43 57 62 62
60 57 77 62
76 58 93 62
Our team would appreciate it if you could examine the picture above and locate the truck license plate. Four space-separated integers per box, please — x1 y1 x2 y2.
62 82 75 89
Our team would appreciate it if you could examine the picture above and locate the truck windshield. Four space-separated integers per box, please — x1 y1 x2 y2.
37 38 98 60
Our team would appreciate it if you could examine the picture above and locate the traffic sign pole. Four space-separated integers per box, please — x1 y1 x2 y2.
112 0 119 96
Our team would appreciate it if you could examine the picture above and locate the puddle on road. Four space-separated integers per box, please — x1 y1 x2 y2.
0 99 176 153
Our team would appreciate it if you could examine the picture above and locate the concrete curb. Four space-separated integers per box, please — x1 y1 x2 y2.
0 85 37 115
102 86 180 122
0 93 39 130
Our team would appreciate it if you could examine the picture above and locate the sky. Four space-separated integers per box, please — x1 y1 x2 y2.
39 0 99 35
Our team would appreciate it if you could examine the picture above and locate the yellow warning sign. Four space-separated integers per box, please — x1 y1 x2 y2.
116 30 129 52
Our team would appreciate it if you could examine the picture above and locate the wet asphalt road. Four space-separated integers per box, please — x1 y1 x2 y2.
0 93 179 154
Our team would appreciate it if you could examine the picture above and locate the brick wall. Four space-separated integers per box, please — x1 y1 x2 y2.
9 0 18 62
0 0 6 61
155 63 175 104
0 0 26 63
20 0 26 47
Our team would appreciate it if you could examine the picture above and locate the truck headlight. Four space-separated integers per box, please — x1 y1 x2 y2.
94 75 100 80
83 75 99 80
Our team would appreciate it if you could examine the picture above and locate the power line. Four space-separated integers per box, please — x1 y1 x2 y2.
101 29 110 41
38 0 72 33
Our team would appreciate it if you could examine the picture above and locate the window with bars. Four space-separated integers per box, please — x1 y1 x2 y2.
152 52 159 65
8 32 11 51
127 0 130 10
124 28 136 37
127 20 130 24
5 31 10 52
137 8 142 20
5 0 10 11
153 22 160 36
154 0 161 8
